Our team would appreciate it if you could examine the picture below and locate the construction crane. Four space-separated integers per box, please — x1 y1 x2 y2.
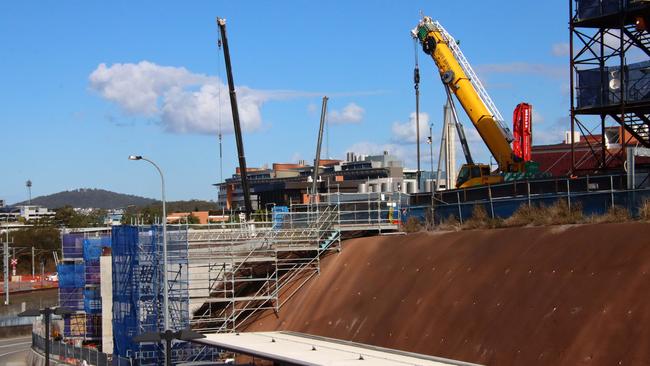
217 17 253 219
412 16 540 188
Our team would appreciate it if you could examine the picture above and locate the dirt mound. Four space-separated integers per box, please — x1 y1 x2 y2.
245 223 650 365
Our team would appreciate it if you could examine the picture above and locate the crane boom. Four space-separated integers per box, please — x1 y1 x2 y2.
218 17 253 218
412 17 524 176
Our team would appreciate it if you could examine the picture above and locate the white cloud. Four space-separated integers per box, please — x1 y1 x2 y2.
532 110 544 124
307 103 318 113
327 103 365 124
89 61 209 116
551 42 570 57
391 112 430 144
89 61 271 134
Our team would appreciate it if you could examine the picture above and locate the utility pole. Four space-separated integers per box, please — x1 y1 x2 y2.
31 246 35 278
3 228 10 305
312 97 329 203
217 17 252 220
11 248 15 277
428 123 434 182
436 110 446 192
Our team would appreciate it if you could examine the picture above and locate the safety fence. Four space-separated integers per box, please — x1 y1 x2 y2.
428 174 650 224
0 279 57 294
31 332 132 366
290 192 406 232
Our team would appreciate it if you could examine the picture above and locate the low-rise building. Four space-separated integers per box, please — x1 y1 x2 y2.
0 204 55 222
532 127 650 176
103 209 124 226
215 152 433 211
167 211 208 224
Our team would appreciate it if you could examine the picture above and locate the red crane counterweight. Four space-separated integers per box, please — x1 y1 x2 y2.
512 103 533 162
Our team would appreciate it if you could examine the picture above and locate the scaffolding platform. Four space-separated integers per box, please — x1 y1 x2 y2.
186 194 402 338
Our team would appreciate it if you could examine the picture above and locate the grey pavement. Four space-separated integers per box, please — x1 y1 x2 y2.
0 336 32 366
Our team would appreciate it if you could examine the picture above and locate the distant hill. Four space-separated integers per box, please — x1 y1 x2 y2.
15 188 158 209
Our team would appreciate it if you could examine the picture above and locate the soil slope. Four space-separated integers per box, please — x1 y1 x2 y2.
246 223 650 365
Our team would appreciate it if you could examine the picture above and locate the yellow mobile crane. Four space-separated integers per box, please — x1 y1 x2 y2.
412 16 542 188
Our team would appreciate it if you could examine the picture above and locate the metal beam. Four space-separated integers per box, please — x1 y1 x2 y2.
311 97 328 202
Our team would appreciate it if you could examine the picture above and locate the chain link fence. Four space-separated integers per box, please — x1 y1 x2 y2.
32 332 132 366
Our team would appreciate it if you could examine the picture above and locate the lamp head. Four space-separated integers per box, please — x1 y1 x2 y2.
133 331 162 343
128 155 143 161
176 329 206 341
54 307 75 316
18 309 42 317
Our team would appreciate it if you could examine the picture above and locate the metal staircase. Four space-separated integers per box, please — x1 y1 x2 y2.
611 112 650 147
188 205 341 333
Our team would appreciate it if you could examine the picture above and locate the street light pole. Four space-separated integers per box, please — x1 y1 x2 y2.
429 123 434 179
26 180 32 205
19 307 73 366
133 328 205 366
129 155 170 330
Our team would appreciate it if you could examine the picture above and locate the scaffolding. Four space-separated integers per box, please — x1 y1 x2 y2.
59 232 111 341
111 225 190 365
570 0 650 172
187 205 340 334
187 192 402 336
109 193 402 363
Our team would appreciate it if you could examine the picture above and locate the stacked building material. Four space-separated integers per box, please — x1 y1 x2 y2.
59 233 111 340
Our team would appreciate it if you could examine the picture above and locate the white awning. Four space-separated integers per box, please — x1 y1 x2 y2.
195 331 482 366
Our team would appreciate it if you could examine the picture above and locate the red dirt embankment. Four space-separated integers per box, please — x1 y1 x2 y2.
246 223 650 365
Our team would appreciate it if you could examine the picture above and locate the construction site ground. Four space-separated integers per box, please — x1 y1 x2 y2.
245 222 650 365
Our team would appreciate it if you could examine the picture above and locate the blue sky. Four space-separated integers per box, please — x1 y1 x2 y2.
0 1 570 203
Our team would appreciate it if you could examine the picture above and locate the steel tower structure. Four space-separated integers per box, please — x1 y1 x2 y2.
570 0 650 173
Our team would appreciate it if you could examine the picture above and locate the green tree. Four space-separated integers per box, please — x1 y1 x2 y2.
186 213 200 225
10 227 60 251
120 204 163 225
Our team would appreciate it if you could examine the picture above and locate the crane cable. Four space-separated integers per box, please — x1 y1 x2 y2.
413 37 422 189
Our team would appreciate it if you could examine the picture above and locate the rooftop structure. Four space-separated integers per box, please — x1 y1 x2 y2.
215 152 429 211
0 204 55 222
532 127 650 176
